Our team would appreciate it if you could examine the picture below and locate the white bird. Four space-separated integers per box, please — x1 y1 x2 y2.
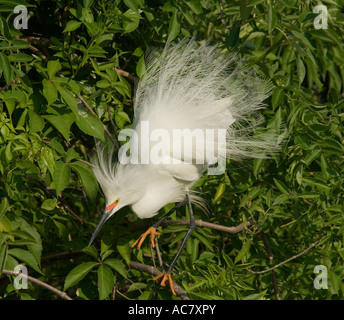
88 38 278 295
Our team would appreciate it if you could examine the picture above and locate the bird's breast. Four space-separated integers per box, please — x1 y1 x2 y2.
130 175 186 219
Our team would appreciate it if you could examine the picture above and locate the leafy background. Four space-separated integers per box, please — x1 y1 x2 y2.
0 0 343 300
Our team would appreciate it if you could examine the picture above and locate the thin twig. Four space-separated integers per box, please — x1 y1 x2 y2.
257 230 281 300
27 44 49 63
248 236 322 274
106 103 121 149
149 241 156 269
115 68 138 83
0 80 15 93
2 269 73 300
163 219 252 234
154 235 165 271
271 270 281 300
77 159 94 167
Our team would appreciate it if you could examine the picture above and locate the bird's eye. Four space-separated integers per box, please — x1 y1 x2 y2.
105 198 119 211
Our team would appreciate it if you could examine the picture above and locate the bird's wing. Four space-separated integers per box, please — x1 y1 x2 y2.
131 39 278 169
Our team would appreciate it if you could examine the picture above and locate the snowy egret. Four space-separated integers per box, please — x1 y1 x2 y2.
88 39 277 295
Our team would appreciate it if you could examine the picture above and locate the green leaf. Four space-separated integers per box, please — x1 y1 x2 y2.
123 9 140 33
42 80 58 105
117 239 131 264
213 183 226 203
71 162 98 202
63 20 82 32
222 252 234 268
41 198 57 211
136 55 146 78
115 111 131 129
39 146 56 176
43 114 75 141
97 264 114 300
127 282 146 293
248 0 266 6
83 0 94 9
47 60 62 78
0 0 34 6
302 178 331 191
271 87 284 110
168 11 180 42
124 0 139 12
8 248 43 274
0 39 29 50
82 246 99 260
273 178 289 194
96 79 110 88
244 290 267 300
28 110 45 133
104 259 128 279
53 161 71 195
56 86 79 118
64 261 99 290
303 148 321 166
0 52 13 83
240 0 252 21
296 58 306 86
0 15 13 41
0 197 10 220
8 53 32 62
0 243 8 276
75 110 105 141
193 232 213 251
191 238 199 263
329 271 340 293
268 3 277 33
253 158 265 178
65 148 80 163
183 0 203 14
234 240 251 264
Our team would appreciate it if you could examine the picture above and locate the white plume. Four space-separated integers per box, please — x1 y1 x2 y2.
133 38 278 163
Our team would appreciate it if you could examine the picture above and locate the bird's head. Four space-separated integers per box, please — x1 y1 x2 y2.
88 159 144 246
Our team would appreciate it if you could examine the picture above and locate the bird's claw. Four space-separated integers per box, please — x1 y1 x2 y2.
131 226 160 250
153 272 177 296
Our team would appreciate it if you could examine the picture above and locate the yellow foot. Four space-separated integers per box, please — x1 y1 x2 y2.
131 226 160 250
153 272 177 296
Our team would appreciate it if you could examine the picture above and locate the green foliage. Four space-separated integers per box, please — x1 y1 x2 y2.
0 0 344 300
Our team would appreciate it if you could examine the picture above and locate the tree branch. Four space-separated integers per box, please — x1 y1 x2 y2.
0 80 15 93
128 261 189 300
2 269 73 300
162 219 252 234
248 236 322 275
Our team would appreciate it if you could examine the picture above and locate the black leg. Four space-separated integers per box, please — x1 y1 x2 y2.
153 201 185 229
151 201 185 271
167 191 195 274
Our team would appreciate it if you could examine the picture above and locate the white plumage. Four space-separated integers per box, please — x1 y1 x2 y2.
89 39 277 245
